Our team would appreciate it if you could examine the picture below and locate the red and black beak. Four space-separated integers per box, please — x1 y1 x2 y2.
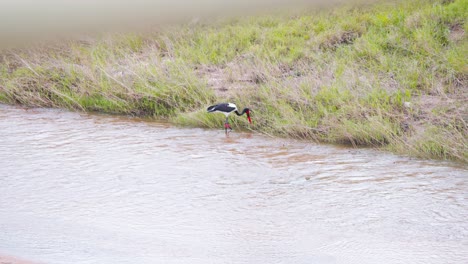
246 110 252 124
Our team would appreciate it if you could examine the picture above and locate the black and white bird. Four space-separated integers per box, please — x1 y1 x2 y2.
207 103 252 132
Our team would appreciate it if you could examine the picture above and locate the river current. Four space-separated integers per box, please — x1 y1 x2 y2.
0 104 467 264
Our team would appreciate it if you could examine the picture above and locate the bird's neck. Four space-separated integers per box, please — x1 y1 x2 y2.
234 109 245 116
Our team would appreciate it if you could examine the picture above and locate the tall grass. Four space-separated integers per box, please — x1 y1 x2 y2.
0 0 466 162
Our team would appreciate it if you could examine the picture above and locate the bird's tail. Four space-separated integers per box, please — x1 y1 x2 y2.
207 105 216 112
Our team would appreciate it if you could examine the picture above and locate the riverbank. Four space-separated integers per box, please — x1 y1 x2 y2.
0 0 466 162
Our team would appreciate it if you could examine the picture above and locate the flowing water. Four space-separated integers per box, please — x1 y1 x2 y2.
0 104 467 264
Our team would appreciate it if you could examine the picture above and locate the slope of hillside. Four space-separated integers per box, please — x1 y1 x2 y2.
1 0 466 162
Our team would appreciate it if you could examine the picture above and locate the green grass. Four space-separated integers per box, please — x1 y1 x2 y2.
0 0 466 162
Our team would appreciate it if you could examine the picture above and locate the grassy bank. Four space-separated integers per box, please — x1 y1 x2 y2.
1 0 467 162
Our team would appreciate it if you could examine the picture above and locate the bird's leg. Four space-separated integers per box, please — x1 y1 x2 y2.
224 117 232 133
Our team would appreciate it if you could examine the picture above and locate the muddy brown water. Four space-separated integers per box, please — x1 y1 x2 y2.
0 104 467 264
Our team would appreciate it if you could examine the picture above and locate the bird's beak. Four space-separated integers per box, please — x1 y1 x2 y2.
246 111 252 124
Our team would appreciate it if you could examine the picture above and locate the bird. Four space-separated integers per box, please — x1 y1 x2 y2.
207 103 252 133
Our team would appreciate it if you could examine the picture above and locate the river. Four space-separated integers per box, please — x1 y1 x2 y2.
0 104 467 264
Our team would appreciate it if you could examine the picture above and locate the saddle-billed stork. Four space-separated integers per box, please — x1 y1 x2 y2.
207 103 251 133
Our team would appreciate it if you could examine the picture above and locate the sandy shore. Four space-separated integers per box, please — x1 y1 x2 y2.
0 254 37 264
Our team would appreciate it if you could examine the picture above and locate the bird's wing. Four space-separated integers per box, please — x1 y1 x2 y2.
207 103 237 113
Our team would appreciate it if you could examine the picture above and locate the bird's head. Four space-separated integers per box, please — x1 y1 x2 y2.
245 108 252 124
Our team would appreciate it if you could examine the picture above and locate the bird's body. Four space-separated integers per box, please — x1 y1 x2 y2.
207 103 252 133
207 103 238 117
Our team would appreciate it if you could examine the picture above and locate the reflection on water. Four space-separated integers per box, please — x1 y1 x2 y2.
0 104 467 264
